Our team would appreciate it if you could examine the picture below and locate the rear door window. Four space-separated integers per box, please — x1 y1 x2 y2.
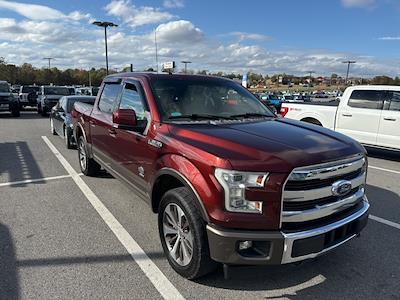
385 91 400 111
348 90 383 109
98 84 122 114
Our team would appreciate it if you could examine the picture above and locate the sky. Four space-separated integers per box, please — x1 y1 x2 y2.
0 0 400 77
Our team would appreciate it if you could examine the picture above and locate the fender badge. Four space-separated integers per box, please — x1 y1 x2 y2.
148 139 163 149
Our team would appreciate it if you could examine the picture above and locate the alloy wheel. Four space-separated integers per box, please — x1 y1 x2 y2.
162 203 194 266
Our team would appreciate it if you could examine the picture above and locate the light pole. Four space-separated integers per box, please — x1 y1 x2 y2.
342 60 356 85
92 21 118 75
43 57 54 69
155 27 159 73
181 61 192 74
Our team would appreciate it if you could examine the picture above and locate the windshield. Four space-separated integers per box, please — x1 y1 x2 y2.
44 87 70 95
150 78 274 121
92 87 99 96
67 97 95 112
21 86 40 93
0 83 10 93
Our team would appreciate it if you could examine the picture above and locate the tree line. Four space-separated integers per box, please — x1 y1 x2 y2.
1 57 399 87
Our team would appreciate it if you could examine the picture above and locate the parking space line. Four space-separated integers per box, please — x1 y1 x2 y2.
368 165 400 175
0 174 73 187
369 215 400 230
41 136 184 300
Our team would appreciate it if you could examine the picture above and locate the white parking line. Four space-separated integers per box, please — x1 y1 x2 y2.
41 136 184 300
368 165 400 175
0 174 73 187
369 215 400 230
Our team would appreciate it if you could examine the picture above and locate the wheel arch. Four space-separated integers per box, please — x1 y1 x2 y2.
151 167 210 223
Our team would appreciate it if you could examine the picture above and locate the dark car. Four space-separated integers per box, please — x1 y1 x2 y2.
50 96 96 148
37 86 71 116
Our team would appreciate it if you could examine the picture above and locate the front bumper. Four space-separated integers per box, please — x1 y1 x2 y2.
207 198 369 265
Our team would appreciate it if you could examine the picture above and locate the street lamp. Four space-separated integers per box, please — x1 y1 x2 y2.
342 60 356 85
181 61 192 74
92 21 118 75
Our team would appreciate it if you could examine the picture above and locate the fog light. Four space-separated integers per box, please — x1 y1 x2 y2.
238 240 253 251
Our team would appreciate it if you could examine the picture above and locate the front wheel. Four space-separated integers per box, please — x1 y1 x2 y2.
158 187 217 279
78 136 100 176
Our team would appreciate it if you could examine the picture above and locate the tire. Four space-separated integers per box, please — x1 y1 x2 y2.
50 118 57 135
37 103 42 114
11 107 20 117
158 187 217 279
78 135 100 176
64 127 73 149
41 106 47 117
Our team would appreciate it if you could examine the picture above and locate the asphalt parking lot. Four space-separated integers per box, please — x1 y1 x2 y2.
1 110 399 300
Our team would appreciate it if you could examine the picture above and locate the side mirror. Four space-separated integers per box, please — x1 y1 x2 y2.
112 109 139 130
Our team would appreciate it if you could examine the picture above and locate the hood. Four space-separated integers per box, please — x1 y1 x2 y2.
0 92 12 97
167 118 364 173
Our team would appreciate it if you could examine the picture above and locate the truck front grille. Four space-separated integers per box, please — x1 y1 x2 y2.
281 155 366 232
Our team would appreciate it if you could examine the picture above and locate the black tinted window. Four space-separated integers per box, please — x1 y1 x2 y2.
386 91 400 111
98 84 121 113
348 90 383 109
119 84 146 120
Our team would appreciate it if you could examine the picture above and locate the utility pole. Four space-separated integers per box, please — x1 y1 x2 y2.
155 28 159 73
181 61 192 74
43 57 54 69
92 21 118 75
342 60 356 85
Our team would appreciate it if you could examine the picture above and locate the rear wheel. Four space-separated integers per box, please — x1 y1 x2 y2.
41 106 47 117
37 103 42 114
158 187 217 279
64 127 73 149
50 118 57 135
11 106 20 117
78 136 100 176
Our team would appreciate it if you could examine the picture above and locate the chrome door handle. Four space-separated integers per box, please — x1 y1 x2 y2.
342 113 352 117
383 117 396 121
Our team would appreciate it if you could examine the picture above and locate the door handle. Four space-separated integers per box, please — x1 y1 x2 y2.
383 117 396 121
108 128 117 135
342 113 352 117
89 120 96 127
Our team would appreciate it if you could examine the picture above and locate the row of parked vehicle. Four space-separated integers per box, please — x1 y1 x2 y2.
0 81 99 117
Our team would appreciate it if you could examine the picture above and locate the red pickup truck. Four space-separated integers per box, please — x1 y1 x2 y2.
73 73 369 279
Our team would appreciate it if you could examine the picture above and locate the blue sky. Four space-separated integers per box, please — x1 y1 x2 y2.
0 0 399 76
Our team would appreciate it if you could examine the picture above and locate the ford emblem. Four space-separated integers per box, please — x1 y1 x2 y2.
331 180 352 196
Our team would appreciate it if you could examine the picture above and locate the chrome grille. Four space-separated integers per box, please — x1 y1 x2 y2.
282 155 366 229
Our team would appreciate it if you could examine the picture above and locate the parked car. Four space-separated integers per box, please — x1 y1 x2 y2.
76 87 99 96
50 96 96 149
281 85 400 151
19 85 40 108
259 94 282 113
73 73 369 279
0 81 20 117
37 86 71 116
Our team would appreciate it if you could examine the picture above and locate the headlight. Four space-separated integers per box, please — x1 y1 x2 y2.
215 168 268 214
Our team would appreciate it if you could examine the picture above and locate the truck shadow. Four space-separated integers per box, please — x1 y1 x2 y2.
0 223 19 300
0 141 44 187
365 147 400 162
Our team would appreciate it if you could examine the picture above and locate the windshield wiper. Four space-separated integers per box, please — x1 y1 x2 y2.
168 114 234 120
229 113 271 119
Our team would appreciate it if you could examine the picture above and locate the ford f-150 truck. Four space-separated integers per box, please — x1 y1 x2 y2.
281 85 400 151
0 80 20 117
73 73 369 279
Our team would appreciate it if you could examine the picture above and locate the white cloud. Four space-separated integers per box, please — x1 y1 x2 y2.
228 32 272 42
163 0 184 8
0 0 65 20
378 36 400 40
156 20 203 43
341 0 375 8
68 11 91 21
105 0 174 27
